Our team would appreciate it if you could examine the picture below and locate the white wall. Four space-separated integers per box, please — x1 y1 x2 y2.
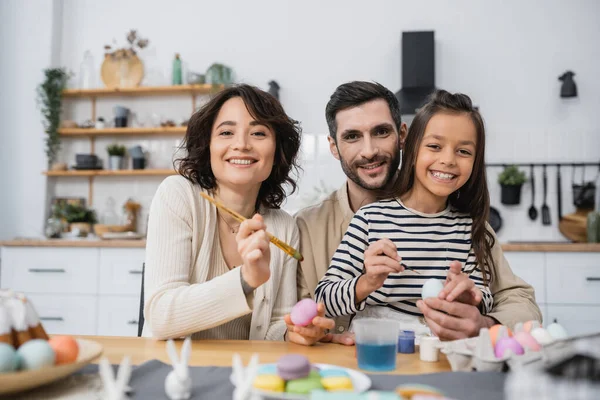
2 0 600 241
0 0 62 240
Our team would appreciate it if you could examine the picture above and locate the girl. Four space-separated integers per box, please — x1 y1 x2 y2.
315 90 495 336
144 84 332 344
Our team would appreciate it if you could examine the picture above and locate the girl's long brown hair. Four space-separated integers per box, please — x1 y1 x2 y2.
394 90 495 285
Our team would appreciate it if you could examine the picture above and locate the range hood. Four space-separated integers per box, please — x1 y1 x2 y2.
395 31 435 115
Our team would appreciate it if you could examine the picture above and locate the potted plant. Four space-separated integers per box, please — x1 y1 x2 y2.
37 68 71 169
498 165 527 205
107 143 126 170
59 204 97 237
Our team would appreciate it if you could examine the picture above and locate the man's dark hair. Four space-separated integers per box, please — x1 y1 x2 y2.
325 81 402 141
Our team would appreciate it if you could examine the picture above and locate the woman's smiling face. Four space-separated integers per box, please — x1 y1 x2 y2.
209 97 276 191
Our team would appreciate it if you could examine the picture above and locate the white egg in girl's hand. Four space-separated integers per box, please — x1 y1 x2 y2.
421 279 444 300
17 339 56 370
546 322 568 340
530 328 554 346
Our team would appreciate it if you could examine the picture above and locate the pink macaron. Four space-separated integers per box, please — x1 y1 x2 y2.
290 298 318 327
277 354 311 380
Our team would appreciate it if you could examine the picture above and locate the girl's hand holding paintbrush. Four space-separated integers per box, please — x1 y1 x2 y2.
237 214 272 289
355 239 405 303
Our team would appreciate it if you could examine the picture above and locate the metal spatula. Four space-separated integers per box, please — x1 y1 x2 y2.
541 164 551 225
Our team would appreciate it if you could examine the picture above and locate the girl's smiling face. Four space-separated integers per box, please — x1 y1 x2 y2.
411 112 477 207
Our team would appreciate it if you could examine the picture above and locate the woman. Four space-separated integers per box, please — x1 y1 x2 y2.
143 84 331 344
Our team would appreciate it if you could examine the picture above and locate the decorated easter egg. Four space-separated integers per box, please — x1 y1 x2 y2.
48 336 79 365
489 324 513 347
290 298 318 327
513 331 541 352
530 328 554 346
494 337 524 358
523 320 541 333
17 339 55 370
421 279 444 300
546 322 568 340
0 343 19 372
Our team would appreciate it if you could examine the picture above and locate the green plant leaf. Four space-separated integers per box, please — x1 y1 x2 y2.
37 68 71 167
498 165 527 186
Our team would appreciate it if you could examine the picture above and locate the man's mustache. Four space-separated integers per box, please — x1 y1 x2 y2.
354 156 388 167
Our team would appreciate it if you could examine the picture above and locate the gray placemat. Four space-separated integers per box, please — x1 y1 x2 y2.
77 360 505 400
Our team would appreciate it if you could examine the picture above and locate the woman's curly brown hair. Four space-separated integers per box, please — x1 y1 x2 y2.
175 84 302 209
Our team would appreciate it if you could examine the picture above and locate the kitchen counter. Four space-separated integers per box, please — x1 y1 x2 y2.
0 238 146 248
80 336 451 374
1 239 600 252
501 242 600 252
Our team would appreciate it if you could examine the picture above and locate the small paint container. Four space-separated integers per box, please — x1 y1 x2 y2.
397 330 415 354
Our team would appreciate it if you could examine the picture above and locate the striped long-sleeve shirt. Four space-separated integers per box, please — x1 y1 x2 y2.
315 198 493 319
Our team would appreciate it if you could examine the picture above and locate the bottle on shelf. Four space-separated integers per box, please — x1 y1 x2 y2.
79 50 96 89
172 53 183 85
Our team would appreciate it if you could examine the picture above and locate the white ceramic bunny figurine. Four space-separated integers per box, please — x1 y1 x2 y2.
232 353 259 400
99 356 132 400
165 336 192 400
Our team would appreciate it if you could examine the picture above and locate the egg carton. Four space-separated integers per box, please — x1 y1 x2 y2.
504 333 600 400
441 324 600 373
441 326 541 372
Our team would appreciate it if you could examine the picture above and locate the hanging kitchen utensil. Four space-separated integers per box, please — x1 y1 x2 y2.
572 164 596 209
528 164 538 221
557 165 563 221
541 164 551 225
489 207 503 233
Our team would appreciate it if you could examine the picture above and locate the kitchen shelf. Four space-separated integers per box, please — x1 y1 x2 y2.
44 169 177 177
58 127 186 137
48 84 224 207
62 84 224 98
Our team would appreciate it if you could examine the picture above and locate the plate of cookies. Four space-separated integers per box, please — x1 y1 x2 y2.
0 290 103 396
234 354 372 399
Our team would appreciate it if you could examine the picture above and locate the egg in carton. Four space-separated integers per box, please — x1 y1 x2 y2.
0 290 49 348
441 325 544 372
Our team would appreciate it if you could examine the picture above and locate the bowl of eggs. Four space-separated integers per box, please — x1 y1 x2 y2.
0 291 103 395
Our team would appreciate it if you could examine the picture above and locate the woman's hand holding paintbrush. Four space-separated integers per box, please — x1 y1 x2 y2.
237 214 272 289
200 192 304 262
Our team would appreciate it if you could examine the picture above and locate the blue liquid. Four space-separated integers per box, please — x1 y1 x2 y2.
356 343 397 371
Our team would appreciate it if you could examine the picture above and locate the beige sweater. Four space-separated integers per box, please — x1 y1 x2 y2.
143 175 298 340
296 184 543 330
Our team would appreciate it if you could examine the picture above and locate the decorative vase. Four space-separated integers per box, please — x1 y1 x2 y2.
101 54 144 88
109 156 123 170
500 184 523 205
69 222 92 238
132 158 145 170
45 217 64 239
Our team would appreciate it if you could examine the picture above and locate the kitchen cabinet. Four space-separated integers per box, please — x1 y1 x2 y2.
0 246 143 337
1 243 599 338
505 251 600 335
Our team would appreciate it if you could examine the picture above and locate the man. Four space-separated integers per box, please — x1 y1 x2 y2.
295 81 541 343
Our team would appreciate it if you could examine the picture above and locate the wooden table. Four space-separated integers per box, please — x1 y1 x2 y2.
79 336 451 375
